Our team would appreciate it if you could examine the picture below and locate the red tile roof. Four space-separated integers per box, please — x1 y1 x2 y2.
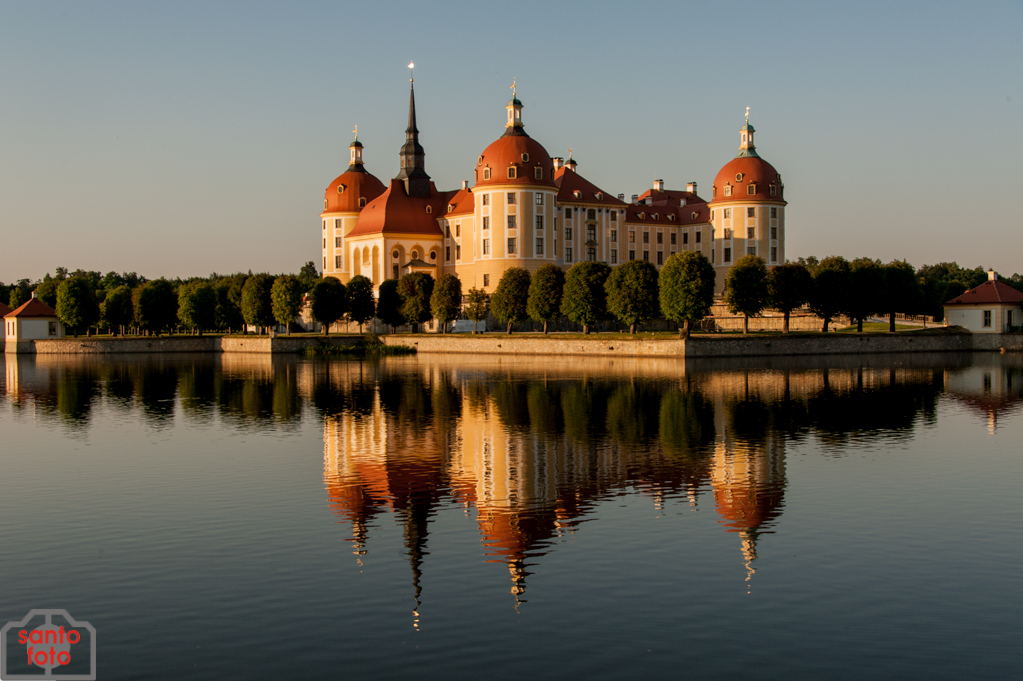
0 301 12 317
444 187 475 217
944 279 1023 305
711 156 785 204
346 179 450 238
474 133 558 188
554 167 627 206
323 167 386 214
6 297 58 318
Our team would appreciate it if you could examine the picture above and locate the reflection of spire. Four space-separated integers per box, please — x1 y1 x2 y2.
740 529 759 590
401 503 430 631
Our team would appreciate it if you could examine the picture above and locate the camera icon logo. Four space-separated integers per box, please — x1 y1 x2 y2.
1 610 95 680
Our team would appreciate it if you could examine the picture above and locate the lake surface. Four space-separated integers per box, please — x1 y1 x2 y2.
1 351 1020 680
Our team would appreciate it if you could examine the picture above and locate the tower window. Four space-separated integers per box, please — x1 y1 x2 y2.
335 218 342 229
426 205 432 213
748 227 755 239
565 227 572 239
735 173 743 182
446 246 451 262
484 168 491 180
723 208 732 219
508 215 516 230
724 185 732 197
565 247 573 262
456 245 461 260
747 246 756 256
771 246 778 262
507 167 517 179
770 185 777 196
610 249 617 264
483 216 490 230
536 237 544 255
324 199 328 209
508 192 516 204
535 193 543 205
536 216 544 230
771 207 778 219
392 250 399 259
747 207 755 218
565 207 572 218
534 167 543 180
508 238 516 254
337 184 345 194
521 153 529 162
335 255 342 268
483 239 490 255
359 197 366 207
748 184 756 195
724 247 731 262
430 251 437 261
482 194 490 206
483 274 489 287
456 223 461 237
610 230 617 243
335 237 342 247
771 226 777 240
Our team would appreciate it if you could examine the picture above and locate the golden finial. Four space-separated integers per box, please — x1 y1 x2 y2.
352 124 358 140
568 146 573 159
745 106 750 123
408 61 414 82
511 78 516 97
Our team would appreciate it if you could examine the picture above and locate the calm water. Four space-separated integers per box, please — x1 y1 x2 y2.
1 351 1020 680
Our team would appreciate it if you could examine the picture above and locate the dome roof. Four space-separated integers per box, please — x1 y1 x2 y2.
711 155 784 204
323 167 386 214
475 132 557 188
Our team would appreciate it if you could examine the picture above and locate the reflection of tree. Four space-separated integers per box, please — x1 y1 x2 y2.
136 364 179 423
53 368 99 425
606 382 661 448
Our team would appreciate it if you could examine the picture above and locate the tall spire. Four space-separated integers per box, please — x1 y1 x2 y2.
347 124 366 173
396 77 431 197
503 80 528 137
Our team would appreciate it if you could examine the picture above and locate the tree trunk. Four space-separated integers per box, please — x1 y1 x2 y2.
287 324 291 335
507 321 512 334
783 310 790 334
543 320 548 335
630 322 637 334
889 312 896 333
680 319 690 339
743 315 749 334
472 320 478 334
583 324 590 335
821 317 829 333
857 319 863 333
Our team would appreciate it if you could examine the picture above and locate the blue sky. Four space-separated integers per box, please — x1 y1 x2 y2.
2 1 1021 280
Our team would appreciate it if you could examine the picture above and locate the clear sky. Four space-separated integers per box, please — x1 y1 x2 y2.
2 0 1021 281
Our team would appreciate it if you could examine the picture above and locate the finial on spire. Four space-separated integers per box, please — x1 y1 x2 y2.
746 106 750 123
511 78 516 98
408 61 414 82
568 146 573 159
353 124 358 140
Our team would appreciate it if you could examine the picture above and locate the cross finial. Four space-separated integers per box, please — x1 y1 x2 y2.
568 146 573 159
745 106 750 123
408 61 414 82
511 78 516 97
352 124 358 140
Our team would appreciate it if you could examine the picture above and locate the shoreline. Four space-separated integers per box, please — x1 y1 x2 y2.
7 330 1022 358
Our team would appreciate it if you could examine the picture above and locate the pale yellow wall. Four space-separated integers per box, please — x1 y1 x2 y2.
707 201 785 293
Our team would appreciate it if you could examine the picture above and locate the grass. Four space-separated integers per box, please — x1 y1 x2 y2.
301 338 416 358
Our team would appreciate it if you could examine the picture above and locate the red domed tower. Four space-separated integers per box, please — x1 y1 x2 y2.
707 111 787 292
320 130 386 283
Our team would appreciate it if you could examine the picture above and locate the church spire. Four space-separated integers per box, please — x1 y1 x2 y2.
347 125 366 173
395 76 431 197
737 108 760 159
502 79 528 138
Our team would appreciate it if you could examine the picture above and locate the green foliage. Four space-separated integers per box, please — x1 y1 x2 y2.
561 261 611 333
310 277 349 334
298 261 319 292
34 278 59 308
9 286 29 309
346 275 375 330
465 287 489 333
527 263 565 333
807 255 850 331
917 261 987 321
659 252 716 335
213 280 243 331
302 340 416 357
846 257 886 330
136 279 179 334
101 285 134 331
270 275 303 331
430 274 462 332
883 260 921 326
767 262 811 332
724 255 769 332
604 260 660 333
241 274 275 330
397 273 434 327
56 276 100 334
375 279 405 331
490 267 531 333
177 281 217 333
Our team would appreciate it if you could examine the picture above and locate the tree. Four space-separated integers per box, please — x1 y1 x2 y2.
241 274 275 333
9 286 29 309
767 262 811 333
56 276 100 336
226 274 248 332
430 274 462 334
465 287 489 333
527 263 565 335
177 281 217 335
213 279 244 332
271 275 303 334
136 279 178 335
659 252 716 338
310 277 349 335
398 273 434 331
346 275 375 332
34 278 59 308
808 256 850 332
724 255 769 334
101 285 134 335
376 279 405 333
561 261 612 334
298 261 319 292
846 257 886 332
605 260 660 334
882 260 921 332
491 267 531 334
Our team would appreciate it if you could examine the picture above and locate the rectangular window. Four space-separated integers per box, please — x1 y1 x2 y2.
483 239 490 255
565 207 572 218
770 185 777 196
392 264 399 279
770 246 778 262
335 236 342 247
643 232 649 243
566 247 573 262
747 227 755 239
507 192 516 204
566 227 572 239
611 249 617 263
484 274 490 287
335 255 342 268
642 250 649 262
682 232 689 245
483 216 490 230
446 246 451 262
456 223 461 237
629 231 635 243
482 194 490 206
536 238 544 255
536 215 544 230
695 231 701 243
610 210 617 221
610 230 617 243
334 218 342 230
748 207 755 218
508 238 516 254
323 238 326 248
456 244 461 260
724 247 731 262
747 247 756 256
657 232 663 244
657 251 663 265
711 249 715 263
587 226 595 242
508 215 516 230
724 228 732 239
507 167 517 179
771 226 777 240
771 207 778 218
710 210 714 221
446 225 451 238
723 208 732 219
748 185 756 196
629 250 636 261
670 233 677 246
484 168 491 180
983 310 992 327
724 185 732 197
534 167 543 180
535 193 543 205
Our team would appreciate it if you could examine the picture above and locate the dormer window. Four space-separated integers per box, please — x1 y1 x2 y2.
534 167 543 180
324 199 328 209
484 168 491 180
735 173 743 182
426 205 432 214
747 184 756 195
521 153 529 162
668 214 675 221
448 204 454 213
724 184 732 197
337 184 346 194
596 192 603 200
652 213 659 220
712 186 717 198
639 212 645 219
573 190 581 199
691 212 698 220
507 167 517 179
478 155 483 165
359 197 367 208
770 184 777 196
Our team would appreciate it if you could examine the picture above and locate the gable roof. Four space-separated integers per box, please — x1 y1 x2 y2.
554 167 627 207
6 297 58 318
0 301 12 317
944 279 1023 306
444 187 475 217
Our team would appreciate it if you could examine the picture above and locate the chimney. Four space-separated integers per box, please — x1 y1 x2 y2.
989 269 998 281
617 193 625 202
686 182 697 193
552 157 563 170
653 179 664 192
31 291 37 299
461 180 469 190
631 194 639 204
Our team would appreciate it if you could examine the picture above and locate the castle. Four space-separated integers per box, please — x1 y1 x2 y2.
320 80 786 295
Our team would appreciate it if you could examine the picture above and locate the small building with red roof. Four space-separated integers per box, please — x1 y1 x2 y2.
0 301 11 341
5 294 64 353
943 271 1023 333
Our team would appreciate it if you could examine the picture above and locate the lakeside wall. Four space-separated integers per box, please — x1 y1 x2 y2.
14 331 1023 358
